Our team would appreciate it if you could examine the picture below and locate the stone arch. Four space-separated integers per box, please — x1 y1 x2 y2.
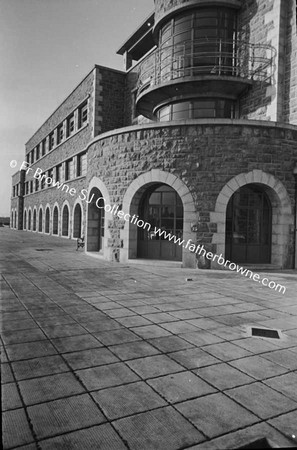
45 204 51 234
72 199 84 239
33 207 37 232
38 206 43 233
23 209 27 230
28 208 32 231
86 177 112 258
52 202 60 235
211 170 293 268
12 209 16 229
61 201 71 237
121 169 197 268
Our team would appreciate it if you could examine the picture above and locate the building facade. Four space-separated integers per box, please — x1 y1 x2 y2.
11 0 297 269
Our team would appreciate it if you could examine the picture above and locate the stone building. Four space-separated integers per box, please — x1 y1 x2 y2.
11 0 297 269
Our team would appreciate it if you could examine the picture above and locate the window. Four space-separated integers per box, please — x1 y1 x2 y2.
26 154 30 164
66 113 75 137
157 98 235 121
65 159 73 181
25 182 29 195
77 153 87 177
48 168 53 180
57 124 64 144
30 151 34 164
41 174 45 190
13 186 15 197
62 205 69 236
159 8 237 77
49 132 55 151
56 164 62 182
36 144 40 160
78 101 88 128
42 139 46 156
35 178 39 192
30 181 33 193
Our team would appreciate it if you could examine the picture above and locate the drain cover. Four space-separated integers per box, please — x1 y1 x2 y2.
251 327 280 339
35 249 53 252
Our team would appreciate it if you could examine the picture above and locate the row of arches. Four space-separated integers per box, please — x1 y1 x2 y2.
23 202 83 239
15 168 293 268
87 169 293 268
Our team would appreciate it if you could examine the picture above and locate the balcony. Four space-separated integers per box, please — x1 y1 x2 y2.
136 39 275 118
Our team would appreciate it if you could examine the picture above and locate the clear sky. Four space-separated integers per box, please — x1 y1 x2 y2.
0 0 154 216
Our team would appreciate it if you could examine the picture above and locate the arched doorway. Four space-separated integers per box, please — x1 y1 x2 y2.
24 210 27 230
28 210 31 231
62 205 69 236
45 208 50 233
87 188 105 251
53 207 59 235
73 204 82 238
39 209 43 232
225 184 272 264
33 210 36 231
138 184 183 261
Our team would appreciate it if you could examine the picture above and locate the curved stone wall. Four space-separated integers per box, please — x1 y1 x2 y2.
86 120 297 268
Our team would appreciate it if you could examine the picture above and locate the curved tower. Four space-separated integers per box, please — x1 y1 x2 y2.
136 0 274 120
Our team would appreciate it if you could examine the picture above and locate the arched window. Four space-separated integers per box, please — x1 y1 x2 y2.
24 210 27 230
53 207 59 235
45 208 50 233
73 204 82 238
87 188 105 251
39 209 43 232
28 210 31 231
225 184 272 264
138 184 183 261
33 210 37 231
62 205 69 236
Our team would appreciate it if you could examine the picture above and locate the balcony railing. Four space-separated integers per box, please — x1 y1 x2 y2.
137 39 275 98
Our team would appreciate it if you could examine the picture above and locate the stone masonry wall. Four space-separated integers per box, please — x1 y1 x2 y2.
98 67 126 134
87 121 297 266
26 70 95 153
284 0 297 124
239 0 282 122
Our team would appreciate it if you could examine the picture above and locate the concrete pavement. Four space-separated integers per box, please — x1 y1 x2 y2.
1 228 297 449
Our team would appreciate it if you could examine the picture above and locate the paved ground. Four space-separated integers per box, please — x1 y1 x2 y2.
1 228 297 449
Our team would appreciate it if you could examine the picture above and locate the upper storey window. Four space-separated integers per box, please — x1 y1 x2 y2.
159 8 237 77
78 101 88 129
67 113 75 137
157 98 235 121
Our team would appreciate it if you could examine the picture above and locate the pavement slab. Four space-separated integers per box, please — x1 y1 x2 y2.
3 408 35 449
39 424 127 449
147 371 217 403
226 382 297 419
27 394 106 440
113 406 205 449
12 355 69 381
176 392 259 438
91 381 167 419
1 229 297 449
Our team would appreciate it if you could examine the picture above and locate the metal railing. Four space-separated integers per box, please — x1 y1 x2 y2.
137 39 275 97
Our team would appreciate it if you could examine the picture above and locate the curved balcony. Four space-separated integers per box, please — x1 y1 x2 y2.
136 39 275 118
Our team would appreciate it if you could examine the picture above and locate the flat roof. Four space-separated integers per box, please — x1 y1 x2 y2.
117 12 155 56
